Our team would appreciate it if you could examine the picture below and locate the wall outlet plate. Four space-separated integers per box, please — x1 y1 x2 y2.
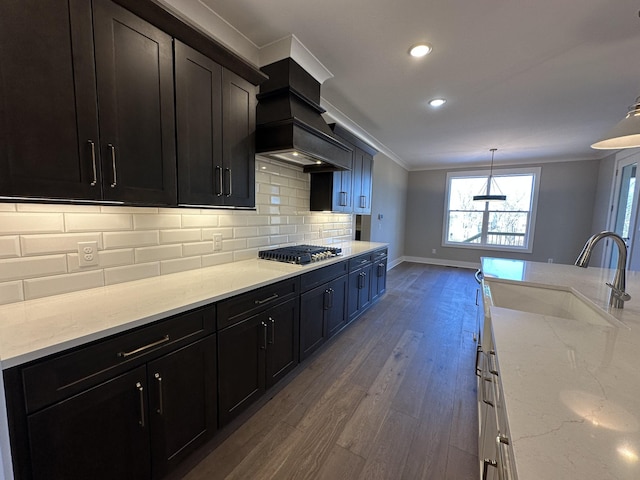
78 241 99 267
213 234 223 252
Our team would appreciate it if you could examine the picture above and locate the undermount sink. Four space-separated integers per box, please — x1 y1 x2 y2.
486 281 622 327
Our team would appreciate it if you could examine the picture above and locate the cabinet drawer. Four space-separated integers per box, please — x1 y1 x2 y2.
300 261 348 292
22 306 215 414
217 278 299 330
372 248 388 262
349 253 373 271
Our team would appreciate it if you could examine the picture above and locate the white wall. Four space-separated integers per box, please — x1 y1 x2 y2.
0 159 353 305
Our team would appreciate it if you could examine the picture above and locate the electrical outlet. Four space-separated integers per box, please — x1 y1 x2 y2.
432 248 437 254
213 234 223 252
78 241 99 267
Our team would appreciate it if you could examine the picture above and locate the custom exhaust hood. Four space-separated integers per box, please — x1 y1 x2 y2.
255 58 352 172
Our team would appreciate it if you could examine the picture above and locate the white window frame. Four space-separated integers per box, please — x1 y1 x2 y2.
442 166 541 253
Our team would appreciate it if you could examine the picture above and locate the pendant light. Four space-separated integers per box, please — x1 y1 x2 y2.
591 96 640 149
473 148 507 201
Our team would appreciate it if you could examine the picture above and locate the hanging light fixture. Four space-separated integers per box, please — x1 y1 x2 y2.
473 148 507 201
591 96 640 150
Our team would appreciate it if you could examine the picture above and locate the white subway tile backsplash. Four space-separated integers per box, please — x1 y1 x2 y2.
24 271 104 300
0 255 67 282
133 214 181 230
0 213 64 234
67 249 135 272
202 252 234 267
159 229 201 244
181 214 219 228
66 213 132 232
0 236 20 258
104 262 160 285
135 244 182 263
0 281 24 304
103 231 159 249
21 233 102 256
2 159 353 303
160 256 201 275
183 242 214 256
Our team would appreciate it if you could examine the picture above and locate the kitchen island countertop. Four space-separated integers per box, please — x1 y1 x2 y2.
482 257 640 480
0 241 387 369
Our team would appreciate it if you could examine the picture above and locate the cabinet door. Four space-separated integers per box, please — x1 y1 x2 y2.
300 284 329 360
353 148 373 214
93 0 176 205
147 335 217 478
371 258 387 301
27 366 150 480
0 0 101 200
218 316 266 426
175 41 223 206
222 69 256 207
265 299 299 388
348 264 373 322
326 275 348 338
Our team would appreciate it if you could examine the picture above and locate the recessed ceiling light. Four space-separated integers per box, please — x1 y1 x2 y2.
429 98 446 107
409 43 432 57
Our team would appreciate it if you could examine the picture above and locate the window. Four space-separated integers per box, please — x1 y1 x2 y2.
443 167 541 252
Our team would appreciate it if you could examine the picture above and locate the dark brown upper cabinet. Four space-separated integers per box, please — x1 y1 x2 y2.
0 0 265 207
93 0 177 205
310 124 375 214
0 0 102 200
176 42 256 208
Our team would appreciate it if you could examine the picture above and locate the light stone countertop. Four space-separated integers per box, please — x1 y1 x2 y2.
481 257 640 480
0 241 387 369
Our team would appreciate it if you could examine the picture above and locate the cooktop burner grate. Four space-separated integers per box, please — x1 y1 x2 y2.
258 245 342 265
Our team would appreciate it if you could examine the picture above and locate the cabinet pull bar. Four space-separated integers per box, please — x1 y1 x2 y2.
360 195 366 208
136 382 145 427
108 144 117 187
339 191 347 206
225 167 232 197
254 293 278 305
482 458 497 480
475 345 483 377
88 140 97 186
154 373 163 415
118 335 170 358
269 317 275 344
475 288 480 306
328 288 334 309
488 350 499 376
215 165 223 196
261 321 268 349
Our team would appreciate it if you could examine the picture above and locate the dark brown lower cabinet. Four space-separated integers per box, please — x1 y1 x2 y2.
13 333 217 480
348 264 373 323
218 298 298 426
300 275 348 360
28 366 151 480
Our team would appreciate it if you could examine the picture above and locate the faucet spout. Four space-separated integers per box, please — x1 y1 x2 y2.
575 231 630 309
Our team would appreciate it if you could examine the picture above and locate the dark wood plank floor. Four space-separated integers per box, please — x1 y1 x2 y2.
180 262 479 480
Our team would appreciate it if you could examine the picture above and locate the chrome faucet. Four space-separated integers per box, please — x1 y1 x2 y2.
575 231 631 309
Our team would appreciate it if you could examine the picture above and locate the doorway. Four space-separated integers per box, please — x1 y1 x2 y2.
607 150 640 270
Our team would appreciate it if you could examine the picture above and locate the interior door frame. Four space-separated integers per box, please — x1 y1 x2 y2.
604 149 640 269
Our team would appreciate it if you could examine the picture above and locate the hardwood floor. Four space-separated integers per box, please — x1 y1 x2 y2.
180 262 480 480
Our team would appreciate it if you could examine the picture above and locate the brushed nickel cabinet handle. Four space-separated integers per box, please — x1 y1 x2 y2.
328 288 334 309
108 144 117 187
215 165 223 196
261 321 268 349
360 195 366 208
482 458 497 480
154 373 163 415
269 317 275 344
117 335 170 358
225 168 232 197
254 293 278 305
475 345 483 377
88 140 97 186
339 191 347 206
324 289 331 310
136 382 145 427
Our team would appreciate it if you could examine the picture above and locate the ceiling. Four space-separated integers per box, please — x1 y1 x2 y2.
196 0 640 170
